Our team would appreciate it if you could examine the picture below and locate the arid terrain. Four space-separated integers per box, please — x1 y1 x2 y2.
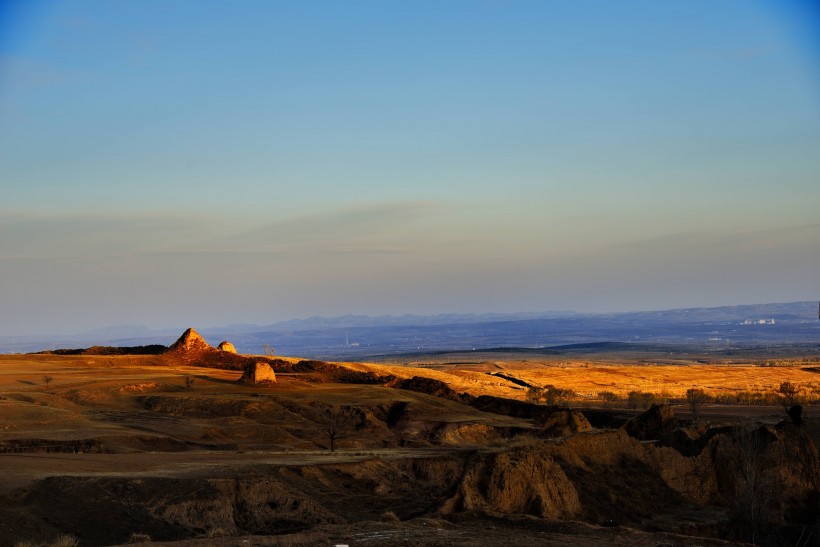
1 330 819 546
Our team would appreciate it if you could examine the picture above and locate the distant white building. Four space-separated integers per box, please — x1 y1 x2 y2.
741 318 776 325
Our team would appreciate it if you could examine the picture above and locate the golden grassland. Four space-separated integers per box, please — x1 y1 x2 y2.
491 360 820 399
348 357 820 404
3 352 819 409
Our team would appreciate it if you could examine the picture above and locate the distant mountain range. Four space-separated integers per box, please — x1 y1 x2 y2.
1 301 818 358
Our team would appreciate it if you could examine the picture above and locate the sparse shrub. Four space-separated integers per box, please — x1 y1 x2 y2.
640 392 656 409
544 385 574 406
626 390 657 410
525 386 544 403
51 535 79 547
598 391 618 409
273 531 332 546
14 535 80 547
381 510 401 522
489 433 542 449
777 381 802 410
206 527 227 538
626 390 650 409
42 375 53 388
183 375 195 391
127 532 152 543
727 390 777 406
726 424 773 544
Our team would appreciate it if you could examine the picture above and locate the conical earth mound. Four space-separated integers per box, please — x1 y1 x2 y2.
168 328 211 354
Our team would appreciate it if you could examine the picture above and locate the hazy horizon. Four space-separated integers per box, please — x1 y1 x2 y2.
1 299 815 340
2 1 819 336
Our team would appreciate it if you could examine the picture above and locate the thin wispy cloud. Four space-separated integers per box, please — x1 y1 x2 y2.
0 211 233 258
0 202 442 259
181 201 441 255
609 223 820 255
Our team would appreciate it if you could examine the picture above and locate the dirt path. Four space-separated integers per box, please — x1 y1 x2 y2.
0 447 467 494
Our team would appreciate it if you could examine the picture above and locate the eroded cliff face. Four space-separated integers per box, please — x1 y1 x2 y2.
1 457 465 545
439 419 818 543
2 422 816 546
440 430 709 525
440 446 582 519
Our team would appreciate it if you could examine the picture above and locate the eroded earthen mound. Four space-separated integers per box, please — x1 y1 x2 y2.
168 328 211 354
541 410 592 436
623 404 678 441
217 341 237 353
161 328 267 370
390 376 471 403
241 361 276 385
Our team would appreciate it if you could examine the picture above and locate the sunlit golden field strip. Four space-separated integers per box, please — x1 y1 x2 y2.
484 361 820 400
3 354 820 406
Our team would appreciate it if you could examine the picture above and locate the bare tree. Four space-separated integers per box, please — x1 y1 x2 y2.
183 375 196 391
778 381 802 408
42 375 53 388
626 390 656 410
686 388 710 423
727 424 771 544
312 404 359 452
526 385 574 406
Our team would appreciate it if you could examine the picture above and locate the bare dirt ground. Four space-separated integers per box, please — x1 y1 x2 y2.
1 350 815 545
145 518 748 546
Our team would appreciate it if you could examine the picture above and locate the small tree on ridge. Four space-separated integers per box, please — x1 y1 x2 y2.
686 388 709 423
312 404 360 452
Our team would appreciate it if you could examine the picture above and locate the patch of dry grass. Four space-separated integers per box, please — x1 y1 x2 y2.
13 534 78 547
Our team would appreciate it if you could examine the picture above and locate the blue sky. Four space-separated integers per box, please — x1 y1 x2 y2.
1 1 819 335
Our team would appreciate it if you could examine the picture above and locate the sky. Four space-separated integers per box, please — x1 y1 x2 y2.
1 1 819 336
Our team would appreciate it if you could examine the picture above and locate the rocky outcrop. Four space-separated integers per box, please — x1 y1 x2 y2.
3 457 464 545
217 341 237 353
390 376 470 403
241 362 276 385
437 423 502 445
440 447 582 519
623 404 678 441
541 410 592 437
